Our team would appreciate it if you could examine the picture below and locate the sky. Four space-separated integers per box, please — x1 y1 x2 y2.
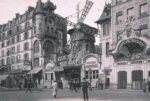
0 0 110 44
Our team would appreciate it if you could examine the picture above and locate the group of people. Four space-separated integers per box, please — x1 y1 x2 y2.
69 79 80 92
142 79 150 93
52 78 90 101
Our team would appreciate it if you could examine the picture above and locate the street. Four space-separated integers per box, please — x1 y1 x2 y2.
0 88 150 101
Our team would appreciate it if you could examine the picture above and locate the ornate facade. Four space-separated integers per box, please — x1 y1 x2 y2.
97 0 150 89
0 0 67 88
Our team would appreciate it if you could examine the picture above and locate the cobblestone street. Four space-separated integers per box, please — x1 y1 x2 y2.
0 88 150 101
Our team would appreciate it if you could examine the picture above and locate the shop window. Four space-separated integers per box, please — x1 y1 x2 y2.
85 71 89 79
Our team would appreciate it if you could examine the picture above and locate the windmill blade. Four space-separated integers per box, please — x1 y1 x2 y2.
79 0 94 23
65 18 77 27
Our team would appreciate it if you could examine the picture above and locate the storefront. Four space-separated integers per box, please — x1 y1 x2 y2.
82 53 100 87
112 38 150 89
44 62 64 88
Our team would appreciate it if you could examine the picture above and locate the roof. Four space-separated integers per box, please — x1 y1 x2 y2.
96 3 111 24
35 0 45 15
44 0 56 11
28 67 42 74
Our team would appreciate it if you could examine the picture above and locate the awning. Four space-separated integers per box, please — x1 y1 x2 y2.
53 66 64 72
27 67 42 74
63 65 81 69
0 75 9 82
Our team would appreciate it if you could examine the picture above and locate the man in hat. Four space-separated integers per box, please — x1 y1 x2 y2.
81 77 90 101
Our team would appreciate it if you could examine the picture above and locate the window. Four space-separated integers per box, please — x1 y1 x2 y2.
127 7 134 17
139 24 148 35
1 50 4 57
11 56 15 64
1 59 5 65
103 23 110 36
11 37 15 44
57 31 63 39
17 45 20 53
33 41 40 53
25 22 30 29
16 26 20 32
11 47 15 54
33 58 39 66
58 40 62 48
1 42 4 48
106 42 110 56
7 49 10 56
116 11 123 25
140 3 148 18
116 0 126 4
24 42 29 50
24 53 29 61
24 31 29 40
7 40 10 46
16 55 20 63
7 57 10 64
17 35 20 42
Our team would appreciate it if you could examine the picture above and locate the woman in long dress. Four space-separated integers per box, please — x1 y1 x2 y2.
52 80 58 98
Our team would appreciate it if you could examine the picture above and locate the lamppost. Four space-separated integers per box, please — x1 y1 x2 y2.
89 68 92 91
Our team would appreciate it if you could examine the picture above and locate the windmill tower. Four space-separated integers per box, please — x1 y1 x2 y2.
66 0 98 65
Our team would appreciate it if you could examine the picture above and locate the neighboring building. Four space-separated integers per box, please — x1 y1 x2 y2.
0 0 67 88
97 0 150 90
96 3 113 89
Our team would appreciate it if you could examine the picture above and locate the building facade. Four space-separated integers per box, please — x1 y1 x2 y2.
97 0 150 90
0 0 67 88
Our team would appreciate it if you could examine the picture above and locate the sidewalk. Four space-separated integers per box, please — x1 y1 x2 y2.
0 87 46 91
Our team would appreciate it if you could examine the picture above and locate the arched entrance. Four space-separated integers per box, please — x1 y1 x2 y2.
132 70 143 89
117 71 127 89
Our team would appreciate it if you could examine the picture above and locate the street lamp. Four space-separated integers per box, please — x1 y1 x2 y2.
89 68 92 91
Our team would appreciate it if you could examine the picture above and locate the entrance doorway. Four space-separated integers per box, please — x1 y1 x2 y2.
132 70 143 90
118 71 127 89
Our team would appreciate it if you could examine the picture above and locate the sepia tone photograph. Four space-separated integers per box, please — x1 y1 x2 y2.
0 0 150 101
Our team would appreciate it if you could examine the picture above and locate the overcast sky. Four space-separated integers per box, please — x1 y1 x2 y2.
0 0 110 44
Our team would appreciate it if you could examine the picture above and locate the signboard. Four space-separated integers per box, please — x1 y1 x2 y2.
119 38 145 48
84 56 99 69
46 62 55 70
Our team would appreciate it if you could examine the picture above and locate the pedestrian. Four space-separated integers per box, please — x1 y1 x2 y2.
26 78 32 93
52 80 58 98
142 79 147 93
81 78 89 101
147 77 150 92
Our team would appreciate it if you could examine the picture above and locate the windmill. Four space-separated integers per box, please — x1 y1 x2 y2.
64 0 98 65
65 0 98 50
